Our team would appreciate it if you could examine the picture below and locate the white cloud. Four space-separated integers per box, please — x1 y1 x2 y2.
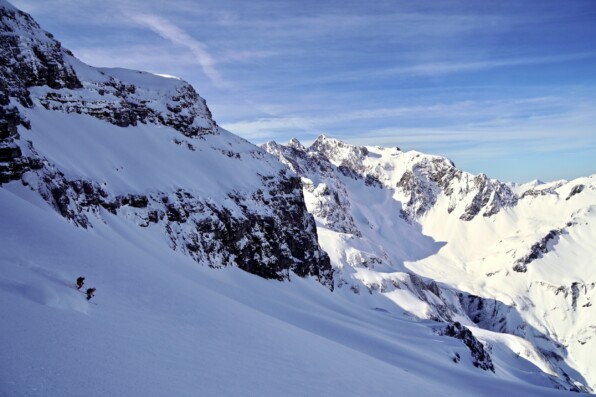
222 97 596 159
383 53 596 77
126 12 230 88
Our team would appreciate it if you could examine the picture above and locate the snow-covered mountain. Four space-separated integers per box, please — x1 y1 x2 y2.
264 136 596 392
0 0 331 285
1 1 595 395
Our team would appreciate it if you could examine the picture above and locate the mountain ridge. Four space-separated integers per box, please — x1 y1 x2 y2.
264 136 595 391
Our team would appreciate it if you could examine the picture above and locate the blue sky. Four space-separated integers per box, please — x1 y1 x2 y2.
13 0 596 182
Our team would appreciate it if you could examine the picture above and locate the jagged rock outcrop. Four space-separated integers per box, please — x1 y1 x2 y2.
0 1 216 137
0 1 332 288
30 69 217 138
309 134 370 175
0 2 81 106
566 184 585 201
458 173 518 221
0 1 80 182
263 139 361 236
265 135 517 223
513 228 564 272
0 1 217 183
0 104 32 183
441 321 495 372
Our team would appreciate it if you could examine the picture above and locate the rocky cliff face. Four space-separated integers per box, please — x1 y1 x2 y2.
441 321 495 372
264 139 362 236
0 1 332 287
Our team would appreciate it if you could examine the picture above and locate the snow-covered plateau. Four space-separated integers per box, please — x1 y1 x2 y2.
1 1 595 395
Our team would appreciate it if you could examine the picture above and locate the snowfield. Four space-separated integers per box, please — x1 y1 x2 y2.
0 185 575 396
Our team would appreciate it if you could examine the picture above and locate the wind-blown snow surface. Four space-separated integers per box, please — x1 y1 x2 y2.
0 184 573 397
264 136 596 393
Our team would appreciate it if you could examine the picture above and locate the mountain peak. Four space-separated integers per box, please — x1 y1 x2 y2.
310 133 343 147
287 137 305 150
309 134 368 167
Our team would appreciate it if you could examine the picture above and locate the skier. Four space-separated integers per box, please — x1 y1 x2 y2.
86 287 96 301
76 276 85 290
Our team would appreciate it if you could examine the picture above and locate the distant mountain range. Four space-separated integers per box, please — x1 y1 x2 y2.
264 136 595 391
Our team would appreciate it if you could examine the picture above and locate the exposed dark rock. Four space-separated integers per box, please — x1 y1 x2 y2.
338 165 361 180
0 4 81 108
396 168 439 218
460 173 518 221
20 155 334 287
442 321 495 372
458 293 513 333
364 174 383 188
513 229 563 272
122 194 149 208
264 140 362 237
285 136 518 222
175 179 334 285
35 79 217 138
0 100 31 183
566 185 585 201
1 3 217 141
521 188 558 199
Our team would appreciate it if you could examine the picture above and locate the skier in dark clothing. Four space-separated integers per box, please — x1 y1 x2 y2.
76 276 85 290
86 288 96 301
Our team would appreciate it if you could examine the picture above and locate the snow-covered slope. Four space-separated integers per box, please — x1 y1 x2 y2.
264 136 596 392
0 180 576 397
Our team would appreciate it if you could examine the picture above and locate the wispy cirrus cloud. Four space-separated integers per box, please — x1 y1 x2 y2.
223 97 566 137
383 52 596 77
126 12 230 88
222 96 596 164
